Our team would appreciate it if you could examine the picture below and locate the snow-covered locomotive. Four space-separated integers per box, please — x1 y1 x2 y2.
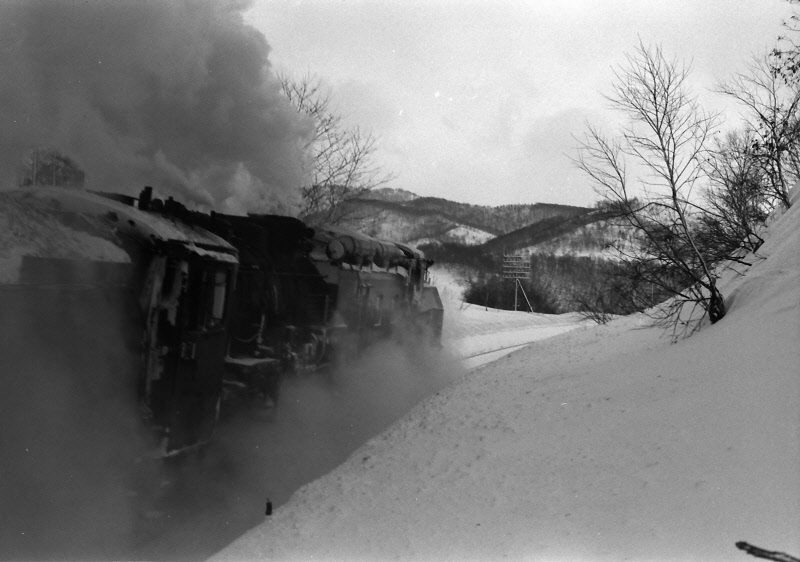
169 193 444 393
1 187 239 454
0 186 442 455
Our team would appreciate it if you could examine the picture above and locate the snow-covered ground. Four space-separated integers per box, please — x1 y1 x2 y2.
426 264 586 367
213 189 799 561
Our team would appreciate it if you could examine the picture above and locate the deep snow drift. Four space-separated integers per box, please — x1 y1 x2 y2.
213 191 799 561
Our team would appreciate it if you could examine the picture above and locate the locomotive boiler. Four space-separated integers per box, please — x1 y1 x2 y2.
0 185 443 456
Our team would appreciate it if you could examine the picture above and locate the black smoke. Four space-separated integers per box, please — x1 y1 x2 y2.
0 0 310 214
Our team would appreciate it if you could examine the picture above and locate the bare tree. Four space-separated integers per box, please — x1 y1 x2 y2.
279 72 394 226
573 276 619 325
717 52 800 209
573 41 726 336
572 259 650 325
772 0 800 80
698 129 770 266
17 147 85 188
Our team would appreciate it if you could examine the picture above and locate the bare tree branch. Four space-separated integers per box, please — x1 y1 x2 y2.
736 541 800 562
717 52 800 208
279 71 395 226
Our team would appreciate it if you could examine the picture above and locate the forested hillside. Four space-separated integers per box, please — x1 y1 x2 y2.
479 208 606 253
342 189 593 242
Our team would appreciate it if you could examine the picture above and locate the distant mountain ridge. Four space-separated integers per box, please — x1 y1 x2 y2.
344 188 595 248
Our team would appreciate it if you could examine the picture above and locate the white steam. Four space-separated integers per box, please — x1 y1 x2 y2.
129 339 464 559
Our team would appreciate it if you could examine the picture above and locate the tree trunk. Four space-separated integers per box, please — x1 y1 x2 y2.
708 286 727 323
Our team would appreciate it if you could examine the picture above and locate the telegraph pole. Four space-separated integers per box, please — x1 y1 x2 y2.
502 253 531 312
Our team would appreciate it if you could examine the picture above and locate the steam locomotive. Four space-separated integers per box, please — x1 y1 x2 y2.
0 186 443 455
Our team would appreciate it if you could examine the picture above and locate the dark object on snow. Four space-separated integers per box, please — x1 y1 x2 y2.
736 541 800 562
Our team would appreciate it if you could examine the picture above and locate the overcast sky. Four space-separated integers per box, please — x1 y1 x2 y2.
246 0 794 207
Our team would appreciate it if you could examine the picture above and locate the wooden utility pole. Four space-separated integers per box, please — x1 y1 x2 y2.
502 253 532 312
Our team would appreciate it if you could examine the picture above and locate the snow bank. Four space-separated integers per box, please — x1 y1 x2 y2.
213 194 799 561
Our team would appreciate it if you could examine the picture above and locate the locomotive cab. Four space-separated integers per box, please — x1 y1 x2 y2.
138 248 237 454
0 187 239 456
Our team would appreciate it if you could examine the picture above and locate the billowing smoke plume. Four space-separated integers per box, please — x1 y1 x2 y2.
0 0 310 214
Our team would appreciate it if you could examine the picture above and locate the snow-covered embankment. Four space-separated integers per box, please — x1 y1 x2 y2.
213 191 799 561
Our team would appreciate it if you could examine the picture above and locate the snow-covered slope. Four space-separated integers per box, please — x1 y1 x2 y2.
213 191 799 561
409 224 496 247
441 225 495 245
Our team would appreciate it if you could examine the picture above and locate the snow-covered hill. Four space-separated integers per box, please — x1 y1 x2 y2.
213 189 799 560
411 225 496 248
